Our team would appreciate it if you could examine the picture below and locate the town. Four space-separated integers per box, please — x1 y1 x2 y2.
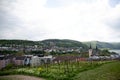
0 42 120 70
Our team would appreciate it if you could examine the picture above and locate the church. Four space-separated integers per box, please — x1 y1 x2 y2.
88 44 100 58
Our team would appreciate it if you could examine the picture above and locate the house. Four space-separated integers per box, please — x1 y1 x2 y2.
0 53 5 57
53 55 86 63
0 56 10 69
110 54 120 59
14 56 27 66
24 55 33 66
0 57 6 69
31 55 53 67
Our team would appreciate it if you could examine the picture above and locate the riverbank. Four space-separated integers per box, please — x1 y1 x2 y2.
109 49 120 55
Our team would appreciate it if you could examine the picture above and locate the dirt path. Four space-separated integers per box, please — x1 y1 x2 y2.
0 75 45 80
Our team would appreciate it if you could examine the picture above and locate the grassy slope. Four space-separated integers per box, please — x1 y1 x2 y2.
73 61 120 80
0 61 119 80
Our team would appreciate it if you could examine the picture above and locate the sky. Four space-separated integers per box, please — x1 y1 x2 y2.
0 0 120 42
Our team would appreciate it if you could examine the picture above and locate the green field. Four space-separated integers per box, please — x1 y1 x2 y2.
73 61 120 80
0 61 120 80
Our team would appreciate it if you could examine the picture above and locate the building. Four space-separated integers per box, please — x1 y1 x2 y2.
0 56 10 69
88 44 92 58
31 55 53 67
88 45 100 58
14 56 27 66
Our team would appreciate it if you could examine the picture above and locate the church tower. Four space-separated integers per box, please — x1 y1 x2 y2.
95 46 98 50
89 44 93 58
95 46 99 55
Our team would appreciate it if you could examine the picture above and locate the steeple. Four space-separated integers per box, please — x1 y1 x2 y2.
89 44 92 58
89 44 92 49
95 46 98 50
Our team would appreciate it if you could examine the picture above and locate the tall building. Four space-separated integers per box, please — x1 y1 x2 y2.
88 44 92 58
88 44 100 58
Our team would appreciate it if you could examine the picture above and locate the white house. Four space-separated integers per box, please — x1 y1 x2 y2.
31 55 53 67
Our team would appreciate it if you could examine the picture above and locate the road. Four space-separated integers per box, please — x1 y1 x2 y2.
0 75 45 80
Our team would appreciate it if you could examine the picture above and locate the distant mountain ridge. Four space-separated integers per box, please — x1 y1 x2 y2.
83 41 120 49
0 39 120 49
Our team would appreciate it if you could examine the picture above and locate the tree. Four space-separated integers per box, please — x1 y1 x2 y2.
5 63 14 70
15 51 25 56
100 49 110 56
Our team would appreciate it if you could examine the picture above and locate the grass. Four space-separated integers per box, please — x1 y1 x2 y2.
0 61 119 80
73 61 120 80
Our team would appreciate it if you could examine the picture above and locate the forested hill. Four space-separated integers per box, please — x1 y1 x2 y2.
0 39 120 49
40 39 88 49
83 41 120 49
0 39 88 49
0 40 37 46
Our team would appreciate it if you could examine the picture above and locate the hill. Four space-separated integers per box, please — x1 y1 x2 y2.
83 41 120 49
0 39 120 50
41 39 88 49
0 39 88 50
0 39 37 46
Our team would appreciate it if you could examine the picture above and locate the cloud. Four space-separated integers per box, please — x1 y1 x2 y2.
0 0 120 42
103 2 120 41
104 4 120 31
109 0 120 7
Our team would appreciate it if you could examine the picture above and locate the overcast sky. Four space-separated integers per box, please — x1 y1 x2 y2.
0 0 120 42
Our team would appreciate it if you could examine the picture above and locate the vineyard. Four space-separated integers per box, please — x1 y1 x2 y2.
0 60 113 80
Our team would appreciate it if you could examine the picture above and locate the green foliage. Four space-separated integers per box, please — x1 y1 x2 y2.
0 40 36 46
41 39 88 49
100 49 110 56
4 63 14 70
50 51 57 55
1 40 120 51
0 39 88 50
73 61 120 80
15 51 25 56
0 39 89 54
30 51 45 54
0 61 112 80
